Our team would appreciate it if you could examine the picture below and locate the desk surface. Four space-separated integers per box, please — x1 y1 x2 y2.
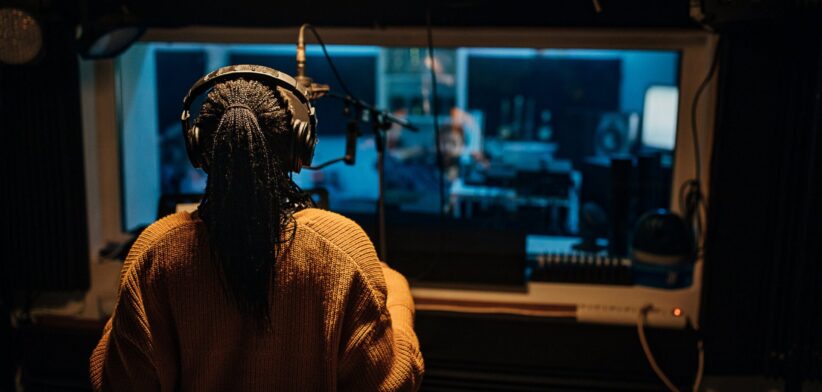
410 235 701 328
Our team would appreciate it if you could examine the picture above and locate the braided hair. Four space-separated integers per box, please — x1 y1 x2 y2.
195 78 311 329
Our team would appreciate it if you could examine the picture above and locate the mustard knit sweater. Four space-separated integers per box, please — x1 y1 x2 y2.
89 208 424 391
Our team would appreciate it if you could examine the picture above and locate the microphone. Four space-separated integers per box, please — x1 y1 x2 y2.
295 24 307 87
304 118 359 171
344 119 359 165
296 24 330 100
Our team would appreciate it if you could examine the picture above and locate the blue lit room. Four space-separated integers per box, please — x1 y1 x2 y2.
2 1 821 391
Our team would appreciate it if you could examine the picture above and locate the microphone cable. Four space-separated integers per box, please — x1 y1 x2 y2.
426 8 446 221
299 26 358 171
300 24 357 101
411 5 447 282
683 35 721 257
299 23 392 260
690 36 721 186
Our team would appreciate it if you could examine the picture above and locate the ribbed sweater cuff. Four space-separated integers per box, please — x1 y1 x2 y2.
380 263 415 313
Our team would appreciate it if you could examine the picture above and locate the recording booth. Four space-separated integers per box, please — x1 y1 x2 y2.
4 1 822 391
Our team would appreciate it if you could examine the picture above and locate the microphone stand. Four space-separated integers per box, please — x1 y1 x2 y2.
307 93 418 171
329 93 414 262
327 92 418 132
373 113 389 261
295 24 415 261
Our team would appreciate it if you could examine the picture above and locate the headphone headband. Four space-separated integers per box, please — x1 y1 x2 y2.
181 64 311 115
180 64 318 172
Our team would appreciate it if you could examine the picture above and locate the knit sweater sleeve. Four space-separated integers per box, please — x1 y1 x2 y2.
89 216 184 392
333 228 425 391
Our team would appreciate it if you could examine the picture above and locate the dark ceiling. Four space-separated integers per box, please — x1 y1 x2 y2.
12 0 699 30
124 0 696 29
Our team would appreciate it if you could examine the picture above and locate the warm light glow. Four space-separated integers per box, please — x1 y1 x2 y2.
672 307 683 317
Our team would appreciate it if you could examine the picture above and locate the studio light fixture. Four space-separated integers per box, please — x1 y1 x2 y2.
0 7 43 65
76 5 144 59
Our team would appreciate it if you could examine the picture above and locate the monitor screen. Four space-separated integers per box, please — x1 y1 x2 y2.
641 85 679 151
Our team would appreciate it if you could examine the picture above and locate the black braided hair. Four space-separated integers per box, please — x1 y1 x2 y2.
195 78 311 329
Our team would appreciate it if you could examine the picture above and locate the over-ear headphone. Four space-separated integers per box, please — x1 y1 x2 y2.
181 64 318 172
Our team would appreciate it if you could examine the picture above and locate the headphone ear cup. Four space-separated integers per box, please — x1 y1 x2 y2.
303 121 316 168
276 86 317 172
185 125 203 169
291 120 312 172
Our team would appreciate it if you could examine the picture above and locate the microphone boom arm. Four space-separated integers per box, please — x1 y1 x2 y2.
304 94 417 171
327 92 418 132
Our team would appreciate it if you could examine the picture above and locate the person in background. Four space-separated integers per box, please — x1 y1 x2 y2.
440 107 489 184
90 75 424 391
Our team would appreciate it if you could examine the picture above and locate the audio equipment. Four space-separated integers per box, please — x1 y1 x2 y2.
594 113 631 156
413 234 704 328
608 157 633 257
181 64 318 173
631 209 696 289
530 252 633 286
637 153 663 214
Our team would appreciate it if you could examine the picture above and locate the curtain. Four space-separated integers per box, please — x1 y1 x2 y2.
0 18 90 293
703 14 822 387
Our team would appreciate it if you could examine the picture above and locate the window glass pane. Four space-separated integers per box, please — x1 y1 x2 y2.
117 42 681 286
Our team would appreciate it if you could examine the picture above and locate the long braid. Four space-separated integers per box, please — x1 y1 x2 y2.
196 79 310 329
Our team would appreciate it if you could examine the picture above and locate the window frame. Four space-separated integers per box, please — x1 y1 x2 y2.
82 25 717 264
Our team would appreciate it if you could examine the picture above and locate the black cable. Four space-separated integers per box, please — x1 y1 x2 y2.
409 5 447 282
690 36 722 185
426 7 446 219
683 37 722 255
303 24 357 101
680 179 704 254
376 126 388 261
305 157 346 171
